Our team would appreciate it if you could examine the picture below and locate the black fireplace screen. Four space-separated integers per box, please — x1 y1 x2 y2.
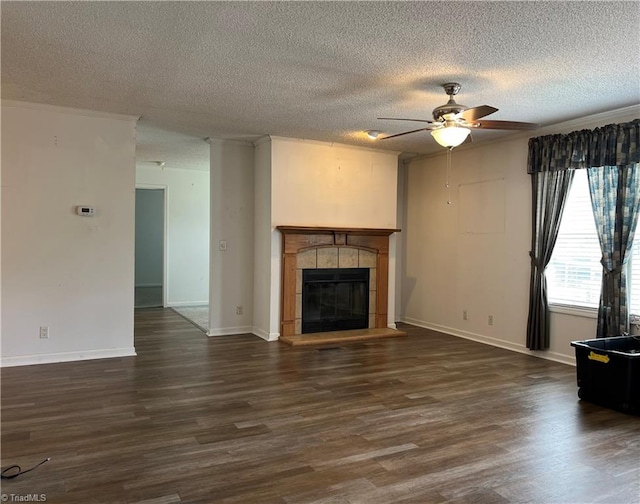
302 268 369 333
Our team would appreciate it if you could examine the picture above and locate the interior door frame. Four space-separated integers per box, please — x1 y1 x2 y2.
135 184 169 307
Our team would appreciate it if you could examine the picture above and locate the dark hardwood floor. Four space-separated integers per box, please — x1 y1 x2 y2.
2 308 639 503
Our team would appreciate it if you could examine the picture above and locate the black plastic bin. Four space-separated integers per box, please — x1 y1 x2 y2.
571 335 640 413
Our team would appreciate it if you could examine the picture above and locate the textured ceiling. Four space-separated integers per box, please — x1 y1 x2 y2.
2 1 639 163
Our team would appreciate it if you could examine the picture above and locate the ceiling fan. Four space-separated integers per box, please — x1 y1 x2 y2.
379 83 538 148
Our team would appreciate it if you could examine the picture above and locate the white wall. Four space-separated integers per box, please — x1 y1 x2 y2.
136 166 209 306
1 101 138 366
395 159 408 322
401 106 640 365
252 137 275 339
271 137 399 228
265 137 400 337
209 139 255 336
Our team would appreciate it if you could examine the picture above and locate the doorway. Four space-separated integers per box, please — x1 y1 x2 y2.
135 188 165 308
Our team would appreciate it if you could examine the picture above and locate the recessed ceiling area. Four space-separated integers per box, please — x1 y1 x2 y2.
136 123 210 172
2 1 639 157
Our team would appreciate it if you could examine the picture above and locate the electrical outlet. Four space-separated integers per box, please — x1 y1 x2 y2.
463 310 468 320
39 326 49 339
219 240 227 251
488 315 494 326
236 305 243 316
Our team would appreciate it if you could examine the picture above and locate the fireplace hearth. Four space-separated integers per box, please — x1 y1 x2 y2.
302 268 369 333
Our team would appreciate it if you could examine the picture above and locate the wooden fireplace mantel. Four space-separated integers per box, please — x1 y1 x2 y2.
276 225 400 338
276 226 400 253
276 226 400 236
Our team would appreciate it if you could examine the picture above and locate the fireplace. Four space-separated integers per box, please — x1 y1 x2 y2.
277 226 399 338
302 268 369 333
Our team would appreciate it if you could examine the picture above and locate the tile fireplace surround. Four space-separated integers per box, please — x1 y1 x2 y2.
276 226 400 338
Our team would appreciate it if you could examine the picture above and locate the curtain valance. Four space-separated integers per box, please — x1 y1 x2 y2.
527 119 640 173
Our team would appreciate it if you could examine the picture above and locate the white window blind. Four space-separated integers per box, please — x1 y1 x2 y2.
547 170 602 308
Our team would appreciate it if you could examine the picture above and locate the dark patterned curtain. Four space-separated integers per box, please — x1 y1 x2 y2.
526 119 640 349
526 170 574 350
528 119 640 173
587 165 640 337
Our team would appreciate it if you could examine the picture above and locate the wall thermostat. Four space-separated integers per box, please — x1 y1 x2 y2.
76 205 95 216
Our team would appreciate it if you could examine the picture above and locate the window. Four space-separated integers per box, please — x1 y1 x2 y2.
630 239 640 318
547 169 640 317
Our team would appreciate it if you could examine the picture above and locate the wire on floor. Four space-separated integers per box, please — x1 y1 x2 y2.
1 457 50 479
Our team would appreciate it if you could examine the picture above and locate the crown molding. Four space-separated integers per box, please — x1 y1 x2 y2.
252 135 272 147
535 104 640 136
269 135 401 157
206 136 255 147
1 99 139 122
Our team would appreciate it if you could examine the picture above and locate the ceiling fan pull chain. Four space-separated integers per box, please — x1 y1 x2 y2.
446 147 452 205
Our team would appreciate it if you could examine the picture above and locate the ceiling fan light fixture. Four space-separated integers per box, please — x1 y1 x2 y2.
430 126 471 148
366 130 380 140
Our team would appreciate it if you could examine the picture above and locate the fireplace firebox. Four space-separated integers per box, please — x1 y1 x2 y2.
302 268 369 333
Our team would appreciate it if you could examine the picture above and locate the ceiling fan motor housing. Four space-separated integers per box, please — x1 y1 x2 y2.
432 99 467 122
432 82 467 121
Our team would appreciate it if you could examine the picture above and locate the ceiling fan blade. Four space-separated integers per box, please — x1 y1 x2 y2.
458 105 498 121
378 117 435 124
470 119 539 130
381 127 429 140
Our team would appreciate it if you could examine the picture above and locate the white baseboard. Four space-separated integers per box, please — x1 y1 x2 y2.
251 327 280 341
207 325 253 337
0 347 137 368
388 323 397 330
167 301 209 307
401 317 576 367
251 327 269 341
